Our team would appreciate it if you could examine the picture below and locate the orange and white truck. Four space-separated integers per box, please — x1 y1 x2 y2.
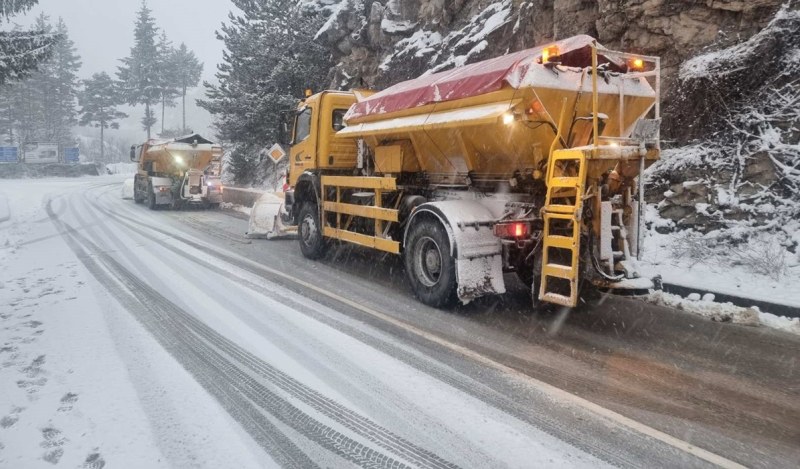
130 134 224 210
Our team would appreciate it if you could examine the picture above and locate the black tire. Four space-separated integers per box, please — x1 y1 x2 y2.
147 182 157 210
133 177 144 204
404 217 457 308
170 194 183 211
298 203 327 260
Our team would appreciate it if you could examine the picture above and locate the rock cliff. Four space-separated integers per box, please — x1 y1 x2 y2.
311 0 784 101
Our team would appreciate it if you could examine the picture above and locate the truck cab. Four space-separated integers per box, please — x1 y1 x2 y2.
287 91 360 188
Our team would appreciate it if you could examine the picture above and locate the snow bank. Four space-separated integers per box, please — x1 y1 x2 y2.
105 163 137 175
759 311 800 335
221 202 252 216
646 290 799 335
647 290 758 325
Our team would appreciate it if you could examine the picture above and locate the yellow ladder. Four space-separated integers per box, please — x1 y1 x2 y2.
539 149 588 307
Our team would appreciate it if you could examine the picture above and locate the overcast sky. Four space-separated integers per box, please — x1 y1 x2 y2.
15 0 238 81
8 0 243 140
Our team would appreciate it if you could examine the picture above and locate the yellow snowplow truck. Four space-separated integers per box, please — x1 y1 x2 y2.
131 134 224 210
250 35 662 308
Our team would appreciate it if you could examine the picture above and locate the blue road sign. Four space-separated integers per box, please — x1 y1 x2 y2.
64 147 80 164
0 147 19 163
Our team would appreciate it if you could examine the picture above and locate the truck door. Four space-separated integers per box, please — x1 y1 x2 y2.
289 104 316 187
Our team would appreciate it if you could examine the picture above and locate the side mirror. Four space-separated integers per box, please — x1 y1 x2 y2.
279 122 290 146
129 145 137 162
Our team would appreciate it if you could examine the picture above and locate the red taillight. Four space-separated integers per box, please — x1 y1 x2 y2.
494 222 530 239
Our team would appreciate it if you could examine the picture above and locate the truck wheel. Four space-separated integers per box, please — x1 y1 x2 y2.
298 203 327 260
404 217 457 308
133 177 144 203
170 195 183 210
147 183 157 210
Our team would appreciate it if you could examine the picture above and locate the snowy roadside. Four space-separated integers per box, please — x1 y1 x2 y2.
0 178 268 468
640 207 800 335
0 193 9 223
220 201 252 217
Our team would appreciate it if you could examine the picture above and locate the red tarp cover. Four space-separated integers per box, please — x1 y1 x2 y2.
347 35 598 121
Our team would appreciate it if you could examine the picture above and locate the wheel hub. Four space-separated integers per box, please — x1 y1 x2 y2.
415 236 443 287
425 249 441 274
301 214 317 246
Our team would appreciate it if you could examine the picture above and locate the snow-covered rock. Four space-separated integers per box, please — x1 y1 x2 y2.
313 0 786 92
646 4 800 262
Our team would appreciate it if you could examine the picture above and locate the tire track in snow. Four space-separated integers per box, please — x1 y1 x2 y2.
75 190 504 468
84 188 749 469
85 185 730 468
48 197 460 469
75 184 473 469
87 184 732 468
48 199 317 468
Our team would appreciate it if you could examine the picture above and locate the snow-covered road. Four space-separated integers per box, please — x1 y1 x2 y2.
2 177 799 468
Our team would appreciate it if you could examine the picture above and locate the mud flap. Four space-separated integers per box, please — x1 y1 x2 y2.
454 220 506 304
456 254 505 304
247 192 297 239
409 200 506 304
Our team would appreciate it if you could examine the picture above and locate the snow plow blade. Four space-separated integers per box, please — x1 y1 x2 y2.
121 178 135 199
247 192 297 239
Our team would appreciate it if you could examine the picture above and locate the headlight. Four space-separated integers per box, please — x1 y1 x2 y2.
174 155 185 165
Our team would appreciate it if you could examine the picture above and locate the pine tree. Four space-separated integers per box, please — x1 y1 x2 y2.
0 14 80 147
200 0 332 184
117 0 160 139
0 0 58 85
44 18 81 145
172 42 202 133
78 72 128 162
155 31 179 135
0 0 39 18
0 83 15 144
